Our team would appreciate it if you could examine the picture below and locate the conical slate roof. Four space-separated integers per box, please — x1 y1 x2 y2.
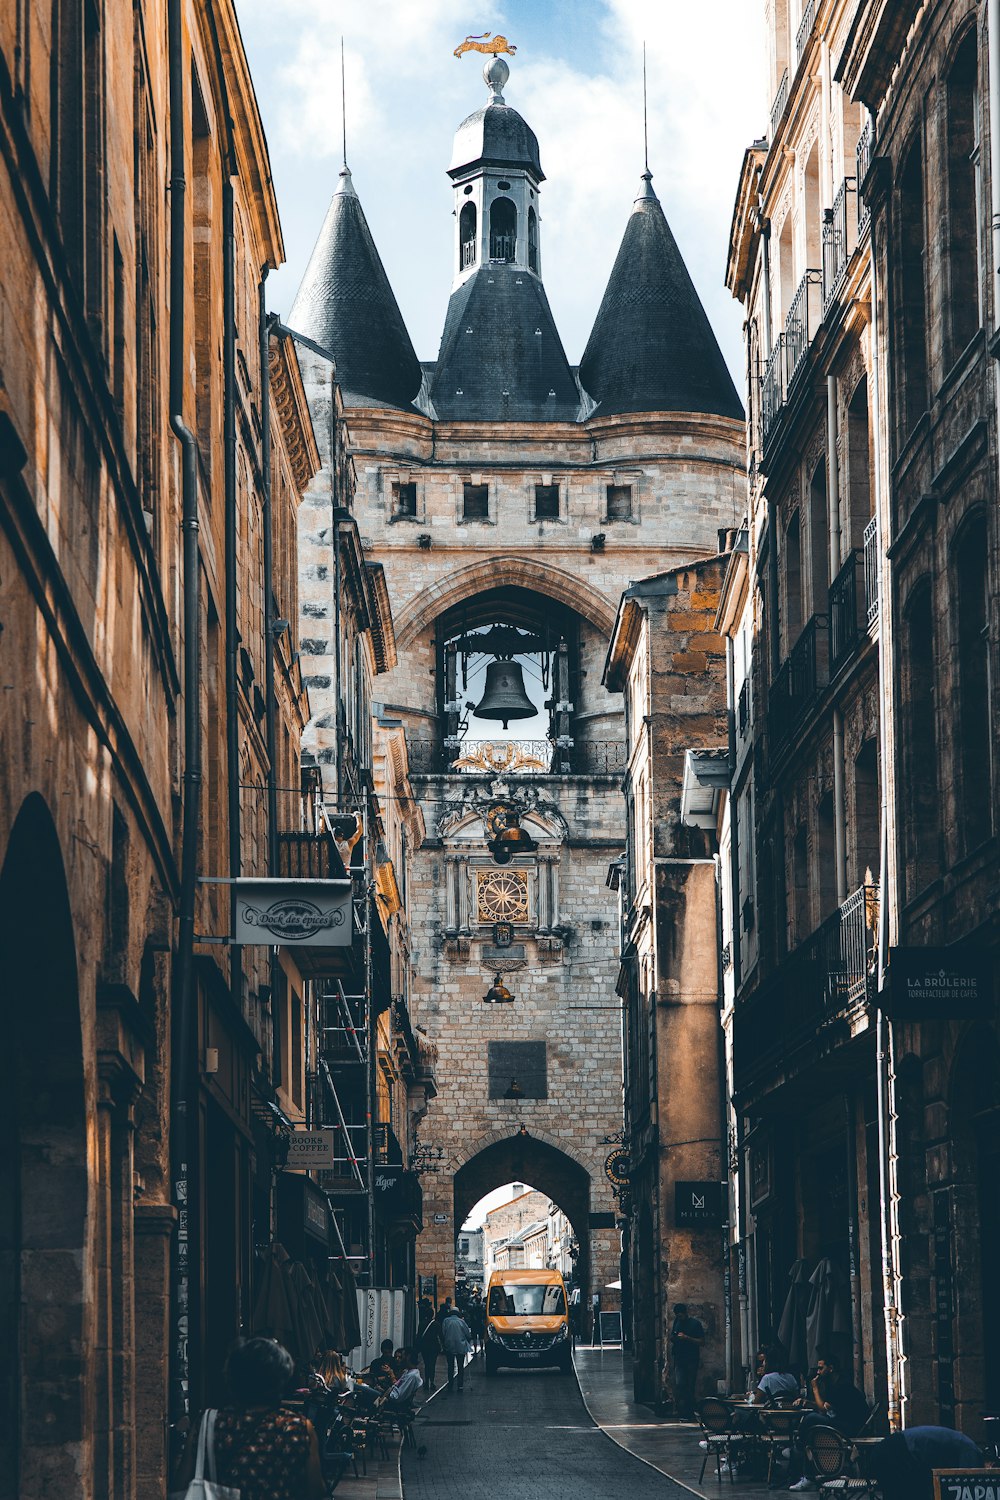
580 173 744 421
288 167 422 410
430 264 580 422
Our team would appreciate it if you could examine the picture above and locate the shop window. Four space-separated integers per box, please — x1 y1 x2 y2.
955 515 992 852
534 483 559 520
392 481 417 517
946 29 981 360
463 482 489 520
606 484 633 521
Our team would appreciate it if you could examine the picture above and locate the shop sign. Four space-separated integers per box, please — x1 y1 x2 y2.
373 1166 403 1195
675 1180 725 1228
234 879 351 948
432 1213 449 1225
286 1130 337 1170
933 1473 1000 1500
604 1149 630 1187
886 946 993 1020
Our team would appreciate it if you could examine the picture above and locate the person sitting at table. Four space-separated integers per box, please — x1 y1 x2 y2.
866 1425 982 1500
752 1344 799 1404
366 1339 397 1390
785 1351 870 1492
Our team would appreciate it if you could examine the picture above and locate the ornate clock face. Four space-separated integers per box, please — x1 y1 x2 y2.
476 869 528 923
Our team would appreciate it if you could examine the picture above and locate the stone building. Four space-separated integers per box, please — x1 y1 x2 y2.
286 55 744 1327
0 0 325 1492
722 0 998 1438
604 554 734 1405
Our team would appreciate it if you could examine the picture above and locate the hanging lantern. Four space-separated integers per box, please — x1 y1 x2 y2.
472 658 535 727
483 974 515 1004
485 800 536 864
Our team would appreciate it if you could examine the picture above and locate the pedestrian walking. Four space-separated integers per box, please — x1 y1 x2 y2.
171 1337 327 1500
468 1293 485 1354
669 1302 704 1419
418 1298 442 1392
440 1304 472 1391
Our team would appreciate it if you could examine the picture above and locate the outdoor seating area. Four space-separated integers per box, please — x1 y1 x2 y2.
695 1396 883 1493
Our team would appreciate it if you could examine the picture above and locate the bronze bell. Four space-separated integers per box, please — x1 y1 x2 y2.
472 659 535 728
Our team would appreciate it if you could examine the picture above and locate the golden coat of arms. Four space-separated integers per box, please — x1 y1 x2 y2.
454 32 517 58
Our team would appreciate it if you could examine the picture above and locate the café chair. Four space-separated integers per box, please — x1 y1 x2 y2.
803 1424 880 1496
757 1406 801 1487
696 1397 753 1486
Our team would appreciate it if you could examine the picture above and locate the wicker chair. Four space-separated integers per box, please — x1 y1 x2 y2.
802 1423 880 1496
757 1405 802 1487
696 1398 753 1486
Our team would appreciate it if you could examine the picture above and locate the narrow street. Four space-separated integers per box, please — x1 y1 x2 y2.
402 1357 695 1500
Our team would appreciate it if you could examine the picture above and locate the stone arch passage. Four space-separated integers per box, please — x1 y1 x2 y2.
0 794 88 1500
454 1133 592 1313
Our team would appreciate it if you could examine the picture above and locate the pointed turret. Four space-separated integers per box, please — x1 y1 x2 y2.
430 58 580 422
580 172 743 421
288 166 422 410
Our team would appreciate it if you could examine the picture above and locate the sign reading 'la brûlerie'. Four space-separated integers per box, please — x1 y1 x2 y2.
886 947 993 1020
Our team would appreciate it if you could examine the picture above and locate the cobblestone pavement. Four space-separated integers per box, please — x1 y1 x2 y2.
401 1357 696 1499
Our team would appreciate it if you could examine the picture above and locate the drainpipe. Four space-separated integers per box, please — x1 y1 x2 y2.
827 376 848 905
168 0 201 1431
868 143 904 1431
260 280 278 874
761 215 774 357
725 636 742 990
223 184 241 1012
331 398 344 806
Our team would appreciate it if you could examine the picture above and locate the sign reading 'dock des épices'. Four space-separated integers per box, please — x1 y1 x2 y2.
234 879 352 947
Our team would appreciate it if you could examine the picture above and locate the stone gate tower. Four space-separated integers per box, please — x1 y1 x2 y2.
289 58 743 1306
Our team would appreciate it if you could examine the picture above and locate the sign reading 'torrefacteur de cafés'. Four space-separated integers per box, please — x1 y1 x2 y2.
885 946 993 1020
234 878 352 947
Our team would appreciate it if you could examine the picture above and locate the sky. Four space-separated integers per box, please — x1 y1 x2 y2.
463 1181 526 1229
236 0 768 392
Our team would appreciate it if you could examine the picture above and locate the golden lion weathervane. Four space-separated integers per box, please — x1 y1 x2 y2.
454 31 517 58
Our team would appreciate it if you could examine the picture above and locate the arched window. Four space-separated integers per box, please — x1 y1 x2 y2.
955 514 992 850
490 197 516 262
898 134 928 438
459 201 477 272
528 206 538 272
902 579 939 895
946 29 981 359
785 510 803 649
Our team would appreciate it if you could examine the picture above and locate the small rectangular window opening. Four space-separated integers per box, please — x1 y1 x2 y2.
393 481 417 516
606 484 633 520
534 483 559 520
463 482 489 520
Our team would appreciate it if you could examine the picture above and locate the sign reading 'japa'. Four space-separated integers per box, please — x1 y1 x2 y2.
234 879 351 947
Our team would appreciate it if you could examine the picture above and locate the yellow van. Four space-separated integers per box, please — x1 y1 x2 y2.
484 1267 572 1375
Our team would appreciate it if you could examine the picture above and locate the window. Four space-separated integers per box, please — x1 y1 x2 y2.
534 483 559 520
898 134 928 438
528 206 538 272
291 989 303 1109
459 200 477 272
785 511 803 649
606 484 633 520
791 820 809 945
946 30 981 358
808 459 828 611
392 481 417 517
846 378 872 551
463 482 489 520
817 791 837 919
955 515 992 851
853 739 879 888
489 196 517 261
192 70 214 479
903 580 939 895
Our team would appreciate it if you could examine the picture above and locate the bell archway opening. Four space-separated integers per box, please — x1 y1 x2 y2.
453 1133 592 1318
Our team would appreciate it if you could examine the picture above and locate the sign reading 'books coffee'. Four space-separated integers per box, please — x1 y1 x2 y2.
886 947 993 1020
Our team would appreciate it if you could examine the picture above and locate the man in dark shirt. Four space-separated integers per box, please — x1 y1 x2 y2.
669 1303 704 1419
366 1339 397 1391
787 1352 870 1490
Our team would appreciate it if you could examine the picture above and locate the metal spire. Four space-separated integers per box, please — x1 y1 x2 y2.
341 36 347 168
643 41 649 173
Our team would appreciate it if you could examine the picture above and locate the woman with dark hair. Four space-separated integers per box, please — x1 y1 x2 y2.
172 1337 326 1499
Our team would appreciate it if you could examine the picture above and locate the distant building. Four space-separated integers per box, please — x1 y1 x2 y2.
456 1227 485 1293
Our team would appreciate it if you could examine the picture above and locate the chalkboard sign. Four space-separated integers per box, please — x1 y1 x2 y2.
598 1311 623 1345
933 1470 1000 1500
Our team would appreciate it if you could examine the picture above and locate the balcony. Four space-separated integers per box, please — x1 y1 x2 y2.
762 337 787 443
769 68 789 143
829 550 864 673
732 883 879 1097
856 120 873 232
863 515 879 631
374 1121 405 1166
768 614 829 755
785 270 823 387
795 0 816 64
822 179 858 313
407 737 626 777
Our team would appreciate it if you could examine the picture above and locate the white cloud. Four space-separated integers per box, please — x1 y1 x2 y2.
238 0 767 384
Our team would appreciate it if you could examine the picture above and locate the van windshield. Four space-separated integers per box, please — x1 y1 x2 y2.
488 1283 566 1316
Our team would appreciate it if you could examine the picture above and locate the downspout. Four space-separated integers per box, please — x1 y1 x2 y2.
259 282 283 1093
827 376 848 905
331 396 344 805
168 0 200 1432
725 636 742 991
868 132 904 1430
223 183 241 1012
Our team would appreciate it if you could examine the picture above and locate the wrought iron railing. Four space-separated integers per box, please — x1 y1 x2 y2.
822 178 857 312
829 550 863 673
732 884 879 1092
489 233 515 261
768 614 829 753
407 737 627 777
795 0 816 64
738 676 752 737
863 515 879 631
374 1121 404 1167
461 239 477 269
785 270 823 387
762 336 787 443
770 68 789 143
856 120 873 232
